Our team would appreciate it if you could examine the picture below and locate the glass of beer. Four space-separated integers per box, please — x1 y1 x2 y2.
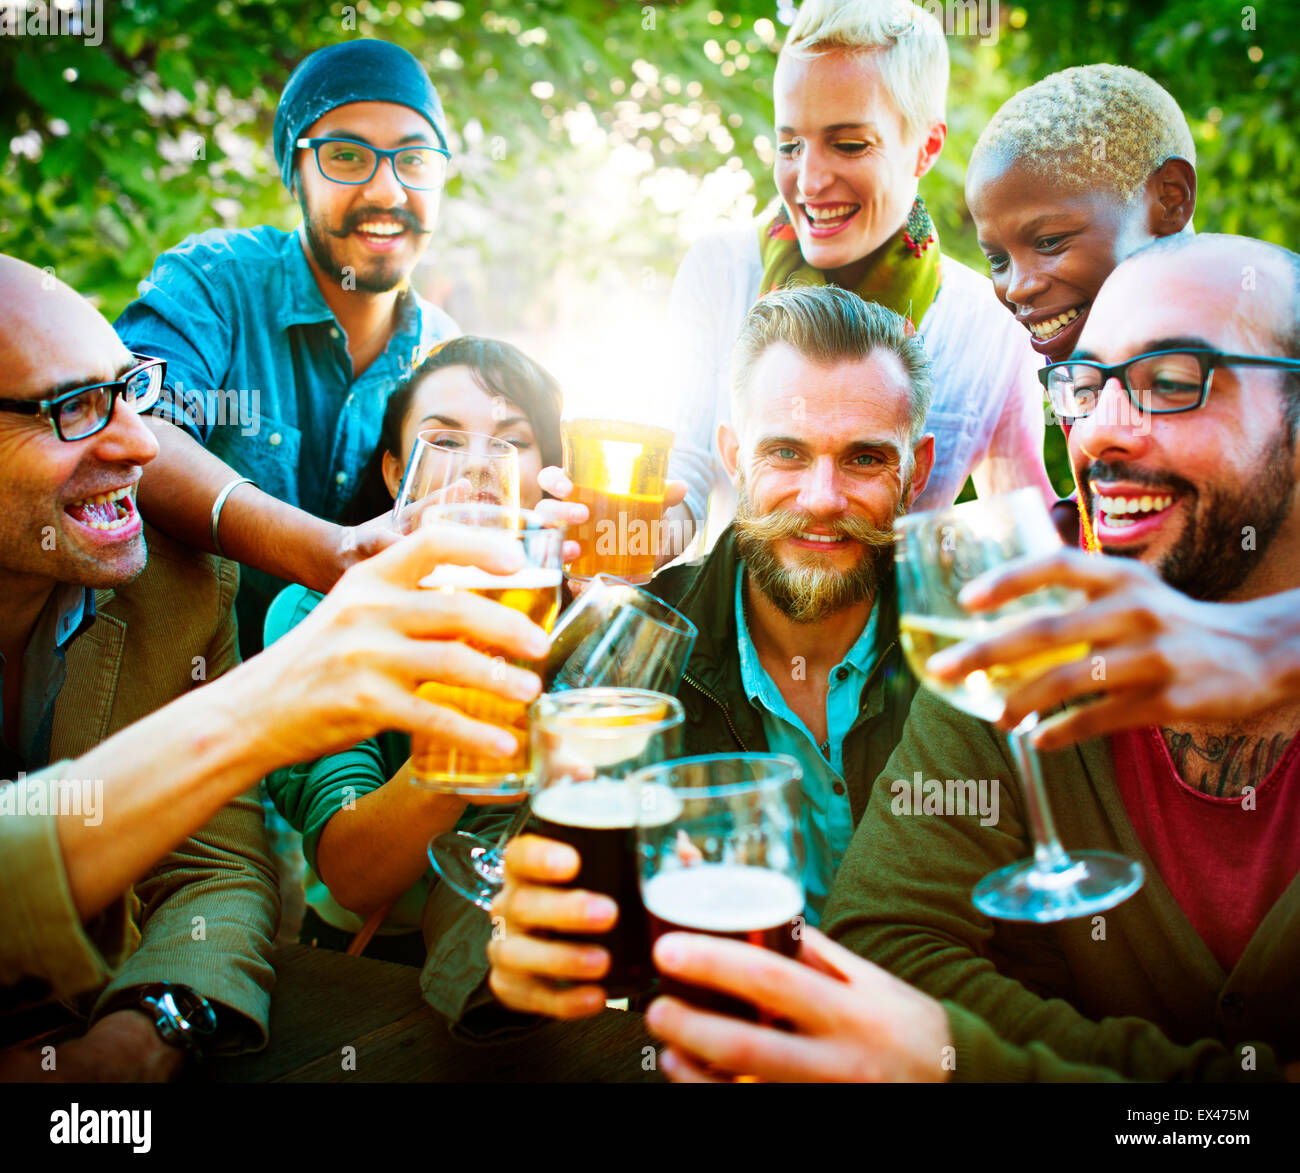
528 688 684 997
409 503 563 796
895 487 1143 922
429 579 699 910
392 429 521 534
562 418 674 583
634 754 805 1024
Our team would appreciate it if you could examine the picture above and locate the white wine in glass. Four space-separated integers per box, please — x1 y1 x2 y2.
895 488 1143 923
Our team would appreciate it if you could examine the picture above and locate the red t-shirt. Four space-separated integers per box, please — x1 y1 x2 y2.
1111 726 1300 972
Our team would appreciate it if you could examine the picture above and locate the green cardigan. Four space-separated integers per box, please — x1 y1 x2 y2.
822 685 1298 1082
1 527 277 1054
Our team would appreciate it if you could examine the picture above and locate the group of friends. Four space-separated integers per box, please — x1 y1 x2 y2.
2 0 1299 1083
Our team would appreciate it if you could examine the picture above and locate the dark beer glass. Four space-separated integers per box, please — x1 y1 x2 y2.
529 688 684 997
633 754 805 1022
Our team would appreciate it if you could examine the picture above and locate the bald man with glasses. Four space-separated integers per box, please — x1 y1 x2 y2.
0 256 554 1080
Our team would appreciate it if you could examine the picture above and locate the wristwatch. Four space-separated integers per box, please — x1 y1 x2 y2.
114 983 220 1060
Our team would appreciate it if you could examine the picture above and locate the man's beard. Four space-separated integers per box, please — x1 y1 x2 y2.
733 477 905 624
1084 443 1296 601
299 197 425 294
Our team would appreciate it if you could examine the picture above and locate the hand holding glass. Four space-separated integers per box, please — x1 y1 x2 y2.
895 488 1143 922
428 576 698 909
635 754 805 1023
527 688 685 997
409 504 563 796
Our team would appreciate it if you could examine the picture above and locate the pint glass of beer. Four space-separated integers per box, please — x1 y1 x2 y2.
409 504 563 796
634 754 805 1022
529 688 685 997
561 419 674 583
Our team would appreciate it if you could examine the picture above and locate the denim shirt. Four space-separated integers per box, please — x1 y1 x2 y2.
733 566 880 925
115 225 459 652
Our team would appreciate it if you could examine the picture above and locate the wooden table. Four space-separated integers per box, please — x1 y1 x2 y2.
204 944 664 1083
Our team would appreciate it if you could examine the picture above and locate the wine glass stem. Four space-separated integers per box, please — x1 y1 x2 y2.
1008 712 1072 875
484 798 533 864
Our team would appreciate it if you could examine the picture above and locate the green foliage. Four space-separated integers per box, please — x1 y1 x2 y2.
2 0 1297 494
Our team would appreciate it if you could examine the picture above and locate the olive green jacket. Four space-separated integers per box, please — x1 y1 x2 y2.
421 526 919 1038
823 685 1297 1082
0 528 279 1052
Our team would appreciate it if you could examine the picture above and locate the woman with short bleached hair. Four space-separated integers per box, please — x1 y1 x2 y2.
668 0 1055 538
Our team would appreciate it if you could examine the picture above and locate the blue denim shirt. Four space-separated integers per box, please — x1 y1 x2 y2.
734 566 880 925
115 225 458 652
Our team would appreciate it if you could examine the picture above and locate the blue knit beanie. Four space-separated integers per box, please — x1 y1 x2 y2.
272 40 449 192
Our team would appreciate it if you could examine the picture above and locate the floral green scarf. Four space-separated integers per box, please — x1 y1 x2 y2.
757 196 942 331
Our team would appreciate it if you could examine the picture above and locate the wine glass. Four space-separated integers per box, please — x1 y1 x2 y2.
428 577 699 909
392 428 520 534
895 487 1144 922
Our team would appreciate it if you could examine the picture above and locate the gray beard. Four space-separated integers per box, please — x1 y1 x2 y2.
732 478 904 624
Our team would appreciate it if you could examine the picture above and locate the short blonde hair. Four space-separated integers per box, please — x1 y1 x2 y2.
731 285 934 442
969 64 1195 204
783 0 949 142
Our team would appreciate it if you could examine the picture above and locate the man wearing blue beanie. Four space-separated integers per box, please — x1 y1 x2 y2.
116 40 459 657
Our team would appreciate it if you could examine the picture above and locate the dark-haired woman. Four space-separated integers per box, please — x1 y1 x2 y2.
262 337 563 964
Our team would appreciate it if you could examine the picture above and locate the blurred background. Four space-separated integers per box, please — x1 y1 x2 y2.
2 0 1298 492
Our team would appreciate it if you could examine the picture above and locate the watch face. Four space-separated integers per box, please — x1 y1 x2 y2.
143 984 218 1052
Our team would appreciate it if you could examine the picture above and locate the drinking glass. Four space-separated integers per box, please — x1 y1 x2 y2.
562 419 674 583
428 576 699 909
409 503 563 796
634 754 805 1023
895 487 1144 922
543 574 698 692
392 428 520 534
527 688 685 997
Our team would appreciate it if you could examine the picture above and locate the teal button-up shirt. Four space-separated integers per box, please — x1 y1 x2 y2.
734 565 879 924
115 225 458 653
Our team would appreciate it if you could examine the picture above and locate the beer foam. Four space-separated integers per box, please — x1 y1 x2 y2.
642 865 804 932
533 779 682 830
419 564 563 590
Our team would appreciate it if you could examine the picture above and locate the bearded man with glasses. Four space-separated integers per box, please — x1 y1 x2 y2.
114 40 461 656
629 234 1300 1083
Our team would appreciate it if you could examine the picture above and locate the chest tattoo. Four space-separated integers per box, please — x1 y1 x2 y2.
1160 728 1294 798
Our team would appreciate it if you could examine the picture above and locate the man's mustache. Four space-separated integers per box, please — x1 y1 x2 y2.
735 507 896 549
329 207 429 238
1081 460 1197 499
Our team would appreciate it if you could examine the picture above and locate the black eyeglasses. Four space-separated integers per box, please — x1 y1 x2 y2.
0 353 165 441
296 137 451 191
1039 348 1300 419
